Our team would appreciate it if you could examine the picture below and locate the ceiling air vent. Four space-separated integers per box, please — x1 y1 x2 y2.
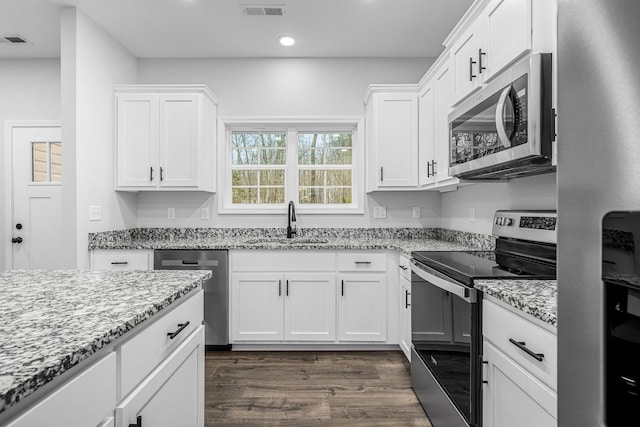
241 4 286 17
0 35 29 44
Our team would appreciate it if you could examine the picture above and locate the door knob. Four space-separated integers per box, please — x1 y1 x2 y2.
11 237 22 244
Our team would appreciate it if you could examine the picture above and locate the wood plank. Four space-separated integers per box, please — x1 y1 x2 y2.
205 351 431 426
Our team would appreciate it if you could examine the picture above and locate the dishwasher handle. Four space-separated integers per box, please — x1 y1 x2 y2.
161 259 219 267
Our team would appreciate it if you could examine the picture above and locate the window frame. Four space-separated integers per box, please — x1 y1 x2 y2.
218 117 364 215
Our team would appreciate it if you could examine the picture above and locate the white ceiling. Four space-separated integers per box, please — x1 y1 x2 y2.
0 0 473 59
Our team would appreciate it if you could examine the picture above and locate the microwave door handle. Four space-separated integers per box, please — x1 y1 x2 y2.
496 85 514 148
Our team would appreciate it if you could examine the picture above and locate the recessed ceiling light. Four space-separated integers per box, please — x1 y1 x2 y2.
278 36 295 47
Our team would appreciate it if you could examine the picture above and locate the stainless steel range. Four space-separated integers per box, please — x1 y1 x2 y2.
410 210 557 427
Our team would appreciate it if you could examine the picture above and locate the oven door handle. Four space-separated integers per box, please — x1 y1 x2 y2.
410 259 476 303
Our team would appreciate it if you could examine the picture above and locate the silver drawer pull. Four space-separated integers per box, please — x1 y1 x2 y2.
509 338 545 362
167 321 190 340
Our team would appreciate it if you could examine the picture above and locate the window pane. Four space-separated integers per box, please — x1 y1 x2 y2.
327 188 352 204
298 148 324 165
326 170 352 186
299 187 324 204
298 133 325 150
261 148 286 165
326 132 352 148
32 142 48 182
232 188 258 204
232 133 259 149
232 170 258 186
299 170 325 186
260 133 286 148
260 187 285 204
326 148 352 165
50 142 62 182
260 170 285 186
232 148 259 165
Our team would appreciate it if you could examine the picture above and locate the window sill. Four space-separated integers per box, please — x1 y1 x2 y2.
218 205 364 215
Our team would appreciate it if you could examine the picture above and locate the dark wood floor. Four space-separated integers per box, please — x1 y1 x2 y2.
205 351 432 426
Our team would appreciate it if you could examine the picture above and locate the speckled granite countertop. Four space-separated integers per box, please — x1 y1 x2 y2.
88 227 496 254
0 270 211 416
475 279 557 327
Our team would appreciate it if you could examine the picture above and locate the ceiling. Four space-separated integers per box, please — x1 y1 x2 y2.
0 0 473 59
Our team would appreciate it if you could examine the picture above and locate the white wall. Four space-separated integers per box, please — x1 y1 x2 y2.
135 57 441 228
440 173 558 234
0 60 61 271
61 7 138 269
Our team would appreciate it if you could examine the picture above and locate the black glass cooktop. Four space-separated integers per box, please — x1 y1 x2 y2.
411 251 544 287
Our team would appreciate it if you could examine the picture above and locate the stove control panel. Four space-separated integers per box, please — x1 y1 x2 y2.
492 210 557 244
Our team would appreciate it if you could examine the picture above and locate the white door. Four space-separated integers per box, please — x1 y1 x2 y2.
11 126 65 270
284 273 336 341
338 273 388 342
231 273 284 341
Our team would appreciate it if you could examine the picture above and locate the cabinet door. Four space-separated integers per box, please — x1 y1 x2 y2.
116 326 204 427
7 353 116 427
231 273 284 341
116 94 158 188
375 93 419 187
399 275 412 361
483 341 557 427
284 273 336 341
91 250 152 270
482 0 531 80
411 281 452 343
338 274 387 342
158 94 200 188
451 24 482 104
418 84 436 186
433 61 458 186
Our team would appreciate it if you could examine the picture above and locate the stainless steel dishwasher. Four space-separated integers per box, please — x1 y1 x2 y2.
154 250 229 350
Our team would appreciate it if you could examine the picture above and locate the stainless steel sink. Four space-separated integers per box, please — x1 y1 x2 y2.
243 237 328 245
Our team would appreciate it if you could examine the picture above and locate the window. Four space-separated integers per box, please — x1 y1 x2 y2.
32 141 62 183
221 119 363 214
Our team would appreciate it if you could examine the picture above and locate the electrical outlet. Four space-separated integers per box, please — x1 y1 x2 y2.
373 206 387 219
89 205 101 221
469 207 475 222
168 208 176 220
201 207 210 220
412 207 421 219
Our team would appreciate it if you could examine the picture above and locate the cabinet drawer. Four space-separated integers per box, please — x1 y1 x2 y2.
91 250 152 270
119 290 203 398
232 250 336 272
338 252 386 272
398 255 411 279
483 298 557 391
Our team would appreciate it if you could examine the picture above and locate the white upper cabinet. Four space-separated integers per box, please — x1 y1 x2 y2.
365 87 419 191
418 83 435 187
447 0 555 106
115 85 217 192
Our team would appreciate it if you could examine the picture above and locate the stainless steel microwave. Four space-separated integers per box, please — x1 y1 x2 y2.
448 53 555 180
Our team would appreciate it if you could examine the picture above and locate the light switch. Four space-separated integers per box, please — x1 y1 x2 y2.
89 205 101 221
412 207 421 219
201 207 210 220
373 206 387 219
168 208 175 220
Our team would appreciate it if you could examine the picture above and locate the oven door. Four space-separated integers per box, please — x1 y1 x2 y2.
410 259 482 427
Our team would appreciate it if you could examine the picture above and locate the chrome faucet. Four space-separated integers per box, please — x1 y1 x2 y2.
287 201 297 238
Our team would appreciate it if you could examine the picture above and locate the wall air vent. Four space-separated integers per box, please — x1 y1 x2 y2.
241 5 286 17
0 35 29 44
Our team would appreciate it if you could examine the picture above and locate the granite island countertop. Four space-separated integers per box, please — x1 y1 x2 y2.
0 269 211 416
474 279 557 327
88 227 496 255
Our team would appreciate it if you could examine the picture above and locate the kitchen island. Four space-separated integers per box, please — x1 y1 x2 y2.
0 269 210 427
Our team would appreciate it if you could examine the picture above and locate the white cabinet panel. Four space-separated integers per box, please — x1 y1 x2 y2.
116 326 204 427
91 250 152 271
418 84 436 186
338 273 387 342
231 273 284 341
399 274 412 361
451 24 482 104
7 354 116 427
284 273 336 341
159 94 199 187
483 342 557 427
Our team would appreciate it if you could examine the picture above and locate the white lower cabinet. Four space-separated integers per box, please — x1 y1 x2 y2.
399 274 412 360
231 272 336 342
7 353 117 427
116 326 205 427
338 273 387 342
482 298 557 427
91 249 152 270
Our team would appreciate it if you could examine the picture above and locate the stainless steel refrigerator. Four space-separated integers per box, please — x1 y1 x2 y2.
557 1 640 425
